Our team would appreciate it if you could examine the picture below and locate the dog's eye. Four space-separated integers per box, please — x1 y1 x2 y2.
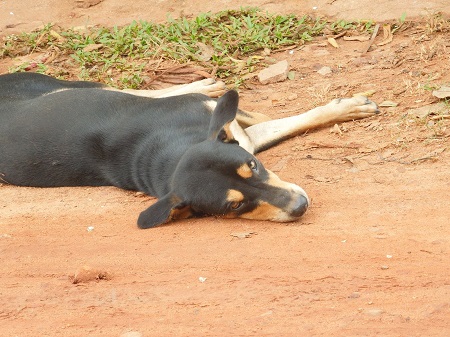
230 201 244 210
249 160 258 171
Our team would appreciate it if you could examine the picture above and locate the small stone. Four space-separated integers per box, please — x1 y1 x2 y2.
258 60 289 85
260 310 273 317
381 265 389 270
317 66 332 76
379 100 398 107
287 93 298 101
70 265 111 284
408 103 447 119
330 124 343 135
120 332 143 337
348 292 360 299
366 308 384 316
313 49 331 57
432 86 450 99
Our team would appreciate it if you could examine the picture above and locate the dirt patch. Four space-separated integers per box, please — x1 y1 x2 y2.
1 1 450 336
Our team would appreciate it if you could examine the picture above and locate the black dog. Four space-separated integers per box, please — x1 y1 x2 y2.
0 72 378 228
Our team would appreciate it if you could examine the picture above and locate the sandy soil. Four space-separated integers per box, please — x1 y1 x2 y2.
1 1 449 336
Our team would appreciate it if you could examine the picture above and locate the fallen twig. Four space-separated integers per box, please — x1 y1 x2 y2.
430 114 450 120
363 24 380 53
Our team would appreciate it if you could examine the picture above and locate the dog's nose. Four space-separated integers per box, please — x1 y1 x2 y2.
291 194 309 217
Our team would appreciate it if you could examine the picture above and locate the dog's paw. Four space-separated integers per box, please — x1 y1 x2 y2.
328 96 379 122
185 78 227 98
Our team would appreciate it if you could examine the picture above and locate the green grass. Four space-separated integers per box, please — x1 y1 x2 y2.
1 8 376 88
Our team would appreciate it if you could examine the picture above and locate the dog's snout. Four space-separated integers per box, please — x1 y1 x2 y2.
291 194 309 217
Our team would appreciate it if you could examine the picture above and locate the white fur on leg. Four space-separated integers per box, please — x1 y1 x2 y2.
245 96 379 153
118 78 227 98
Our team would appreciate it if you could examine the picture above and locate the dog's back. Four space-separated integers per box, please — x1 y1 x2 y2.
0 73 215 194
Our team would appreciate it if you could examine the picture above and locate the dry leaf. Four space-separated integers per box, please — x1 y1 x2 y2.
359 147 377 153
407 103 447 119
49 30 65 42
83 44 103 52
327 37 339 48
196 42 214 62
231 232 255 239
363 24 380 53
432 86 450 99
431 115 450 120
271 99 286 107
343 35 370 42
378 24 393 46
379 100 398 107
353 89 376 97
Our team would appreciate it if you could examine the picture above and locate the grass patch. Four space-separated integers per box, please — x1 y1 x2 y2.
1 8 376 87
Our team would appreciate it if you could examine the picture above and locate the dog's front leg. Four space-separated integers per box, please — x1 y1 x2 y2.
244 96 379 153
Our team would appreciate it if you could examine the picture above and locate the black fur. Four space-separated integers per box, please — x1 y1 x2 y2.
0 73 308 228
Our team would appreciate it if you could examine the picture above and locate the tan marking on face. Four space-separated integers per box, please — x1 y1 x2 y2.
236 163 253 179
240 201 299 222
227 189 244 203
240 202 286 221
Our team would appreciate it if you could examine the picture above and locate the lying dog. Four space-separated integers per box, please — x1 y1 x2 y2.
0 72 379 228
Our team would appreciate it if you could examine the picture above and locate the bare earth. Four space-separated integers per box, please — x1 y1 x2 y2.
1 1 449 336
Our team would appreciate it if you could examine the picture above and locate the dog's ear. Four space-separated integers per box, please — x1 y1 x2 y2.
208 90 239 143
137 194 192 229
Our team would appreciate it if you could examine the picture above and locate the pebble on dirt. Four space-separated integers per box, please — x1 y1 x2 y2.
366 308 384 316
120 331 143 337
317 66 332 76
258 60 289 85
408 103 447 119
69 265 111 284
432 86 450 99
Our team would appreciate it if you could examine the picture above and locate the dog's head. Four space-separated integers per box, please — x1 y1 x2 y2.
137 90 309 228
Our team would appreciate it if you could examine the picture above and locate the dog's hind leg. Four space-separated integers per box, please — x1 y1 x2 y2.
245 96 380 153
235 109 272 128
113 78 227 98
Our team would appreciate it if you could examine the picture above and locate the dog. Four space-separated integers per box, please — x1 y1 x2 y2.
0 72 379 228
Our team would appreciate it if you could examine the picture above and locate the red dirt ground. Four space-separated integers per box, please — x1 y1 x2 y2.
1 1 449 336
